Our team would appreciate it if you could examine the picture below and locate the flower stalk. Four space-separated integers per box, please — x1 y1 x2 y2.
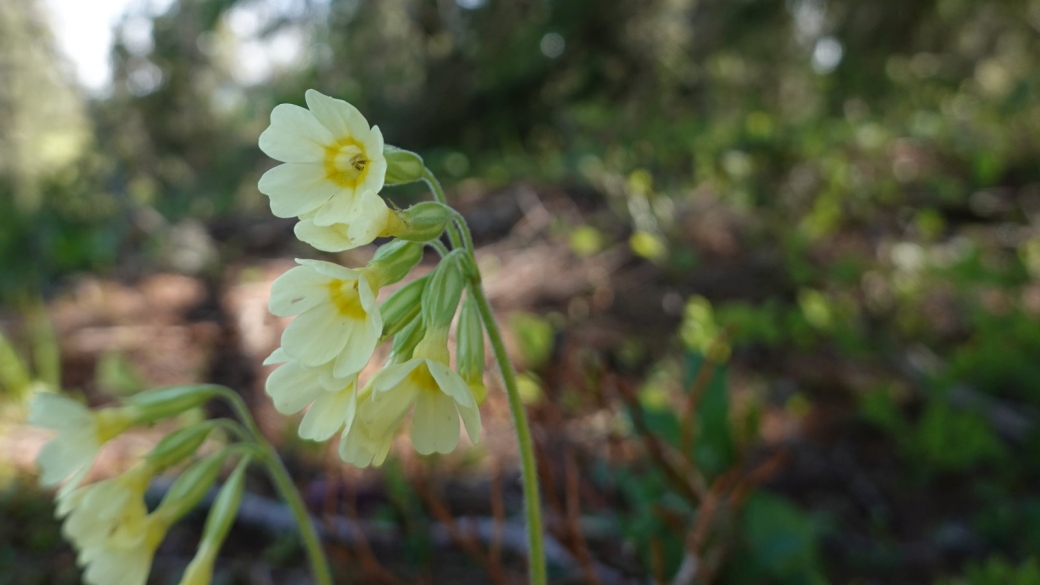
217 389 333 585
421 166 547 585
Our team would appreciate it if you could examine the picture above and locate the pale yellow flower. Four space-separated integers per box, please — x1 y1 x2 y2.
29 392 134 487
78 513 170 585
338 387 394 468
355 354 481 459
264 348 359 441
294 189 403 252
258 89 388 226
269 259 382 374
57 462 154 558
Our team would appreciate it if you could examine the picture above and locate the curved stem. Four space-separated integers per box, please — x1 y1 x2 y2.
217 389 333 585
469 283 547 584
426 239 450 257
452 210 478 265
421 167 463 250
210 417 253 442
423 165 546 583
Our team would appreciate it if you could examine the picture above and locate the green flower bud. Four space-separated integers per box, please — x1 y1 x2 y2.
361 239 424 289
125 384 221 423
422 252 465 331
146 422 216 471
155 449 228 522
457 295 487 405
175 457 249 585
389 313 426 364
391 202 453 243
202 456 249 550
383 145 425 185
380 275 428 341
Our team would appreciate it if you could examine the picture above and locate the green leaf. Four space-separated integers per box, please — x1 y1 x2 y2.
736 493 826 585
686 352 734 478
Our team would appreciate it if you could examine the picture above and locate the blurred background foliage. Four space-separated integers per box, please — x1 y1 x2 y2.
3 0 1040 582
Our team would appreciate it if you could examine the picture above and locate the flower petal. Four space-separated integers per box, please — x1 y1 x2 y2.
304 89 371 140
364 367 420 435
295 258 358 281
265 360 325 414
298 385 356 441
339 416 391 468
332 321 378 377
281 305 355 366
309 191 358 227
268 265 330 317
259 103 333 163
258 163 339 219
263 347 291 365
410 389 461 455
428 360 481 443
295 219 369 253
28 392 91 429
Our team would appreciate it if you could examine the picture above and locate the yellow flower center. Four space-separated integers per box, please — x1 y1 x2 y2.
323 138 369 188
328 279 368 319
405 362 440 394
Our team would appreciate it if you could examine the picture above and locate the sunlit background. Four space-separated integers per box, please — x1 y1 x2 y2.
3 0 1040 583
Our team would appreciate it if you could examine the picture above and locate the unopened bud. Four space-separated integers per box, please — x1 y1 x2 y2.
456 295 487 405
422 252 465 331
389 314 426 363
201 457 248 549
146 423 215 470
383 145 425 185
125 384 221 423
361 239 423 289
156 449 228 522
391 202 453 243
380 275 428 340
176 456 249 585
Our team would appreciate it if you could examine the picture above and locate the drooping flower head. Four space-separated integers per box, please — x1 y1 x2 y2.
264 348 359 442
269 259 382 376
340 329 481 467
78 512 171 585
57 461 155 559
258 89 389 230
29 393 136 488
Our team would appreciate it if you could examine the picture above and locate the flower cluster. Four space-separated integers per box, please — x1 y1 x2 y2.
30 389 253 585
259 90 486 467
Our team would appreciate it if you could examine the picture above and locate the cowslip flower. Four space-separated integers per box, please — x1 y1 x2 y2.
269 259 382 376
78 512 171 585
264 348 359 441
338 388 394 468
29 392 136 487
294 190 404 252
57 462 154 558
346 331 481 464
258 89 388 229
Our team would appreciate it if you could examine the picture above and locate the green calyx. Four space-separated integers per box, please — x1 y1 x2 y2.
362 239 424 289
124 384 222 424
456 294 487 405
391 202 453 243
383 145 425 185
422 251 465 331
146 422 217 471
380 275 428 341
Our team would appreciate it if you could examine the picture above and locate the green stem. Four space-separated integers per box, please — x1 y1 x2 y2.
218 389 333 585
427 239 450 257
470 281 548 584
423 165 546 583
